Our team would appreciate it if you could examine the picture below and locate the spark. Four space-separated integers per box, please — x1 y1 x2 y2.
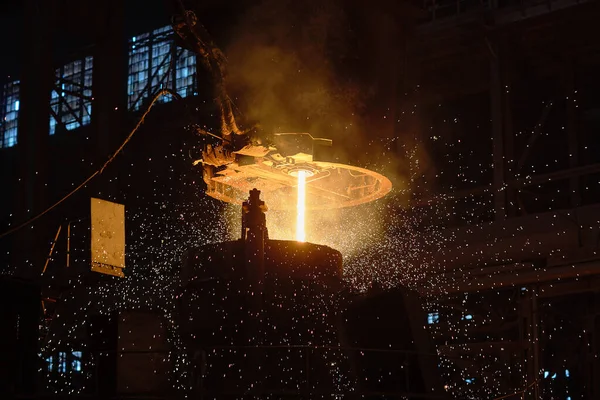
30 118 553 399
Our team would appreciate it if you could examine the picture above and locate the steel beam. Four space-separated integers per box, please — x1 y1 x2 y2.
14 0 55 281
565 60 581 208
490 37 507 220
429 260 600 295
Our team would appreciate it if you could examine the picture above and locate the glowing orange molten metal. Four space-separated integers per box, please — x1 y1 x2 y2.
296 170 307 242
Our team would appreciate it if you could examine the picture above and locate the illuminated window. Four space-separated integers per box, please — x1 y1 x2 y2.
0 80 20 148
46 355 54 372
58 351 67 373
427 312 440 324
175 44 197 98
50 56 93 135
128 25 197 111
71 351 82 372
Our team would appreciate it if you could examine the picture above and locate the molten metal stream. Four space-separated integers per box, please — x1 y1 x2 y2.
296 170 307 242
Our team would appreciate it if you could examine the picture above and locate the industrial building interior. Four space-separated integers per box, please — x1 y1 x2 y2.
1 0 600 399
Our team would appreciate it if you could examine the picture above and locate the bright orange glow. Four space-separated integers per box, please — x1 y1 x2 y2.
296 170 307 242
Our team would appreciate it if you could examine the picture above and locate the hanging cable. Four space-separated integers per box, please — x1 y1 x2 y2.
0 89 180 240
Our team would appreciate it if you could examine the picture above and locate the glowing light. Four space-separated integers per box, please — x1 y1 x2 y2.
296 170 307 242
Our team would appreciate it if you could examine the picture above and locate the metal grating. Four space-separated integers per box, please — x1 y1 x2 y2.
49 56 93 135
128 25 197 111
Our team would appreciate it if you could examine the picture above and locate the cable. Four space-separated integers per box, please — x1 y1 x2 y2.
0 89 178 240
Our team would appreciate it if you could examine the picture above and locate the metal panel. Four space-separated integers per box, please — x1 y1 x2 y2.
90 197 125 277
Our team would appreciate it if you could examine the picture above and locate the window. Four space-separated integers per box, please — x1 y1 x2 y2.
71 351 82 372
50 56 93 135
58 351 67 373
0 80 20 148
46 355 54 372
128 25 197 111
427 312 440 324
175 45 197 98
45 351 82 375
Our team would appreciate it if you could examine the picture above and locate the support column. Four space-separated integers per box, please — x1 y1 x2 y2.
92 0 126 155
490 37 507 220
565 61 581 208
489 34 516 219
523 287 541 399
91 0 127 198
14 0 55 279
590 294 600 399
530 288 541 399
502 40 516 217
373 7 400 141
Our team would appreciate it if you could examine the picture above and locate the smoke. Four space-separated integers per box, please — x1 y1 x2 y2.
224 0 434 184
217 0 441 266
225 0 363 141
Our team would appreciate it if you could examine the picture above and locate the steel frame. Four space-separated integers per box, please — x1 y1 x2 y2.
410 1 600 398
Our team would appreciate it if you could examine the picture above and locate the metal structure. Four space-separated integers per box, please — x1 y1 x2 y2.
178 189 443 399
203 138 393 210
1 0 600 398
403 0 600 398
49 56 94 135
